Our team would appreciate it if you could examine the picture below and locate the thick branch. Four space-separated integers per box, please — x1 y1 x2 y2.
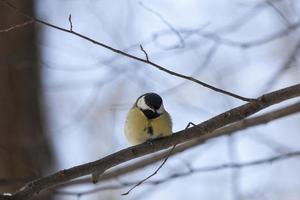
64 100 300 186
2 100 299 189
8 84 300 200
54 150 300 196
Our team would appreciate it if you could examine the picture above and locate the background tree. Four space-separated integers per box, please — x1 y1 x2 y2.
0 0 53 195
0 0 300 200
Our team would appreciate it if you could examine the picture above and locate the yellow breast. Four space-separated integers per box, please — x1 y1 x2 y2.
124 107 172 145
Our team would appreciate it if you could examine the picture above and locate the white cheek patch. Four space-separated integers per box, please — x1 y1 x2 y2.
157 104 165 114
137 96 155 112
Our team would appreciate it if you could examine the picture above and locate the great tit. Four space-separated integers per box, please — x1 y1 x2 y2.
124 92 172 145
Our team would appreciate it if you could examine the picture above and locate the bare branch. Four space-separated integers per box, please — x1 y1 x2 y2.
54 150 300 196
201 21 300 48
0 0 255 102
266 1 291 26
121 144 176 195
139 1 185 49
64 100 300 187
8 84 300 200
120 118 203 196
261 39 300 92
154 20 300 49
68 14 73 31
139 44 149 61
0 177 34 187
1 95 300 198
0 20 33 33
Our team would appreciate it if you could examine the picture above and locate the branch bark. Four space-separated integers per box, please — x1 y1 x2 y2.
63 100 300 186
4 83 299 200
53 150 300 196
2 100 300 190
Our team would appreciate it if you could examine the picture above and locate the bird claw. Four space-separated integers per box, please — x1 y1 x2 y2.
146 139 154 145
185 122 196 129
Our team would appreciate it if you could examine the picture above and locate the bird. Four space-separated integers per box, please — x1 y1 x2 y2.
124 92 172 145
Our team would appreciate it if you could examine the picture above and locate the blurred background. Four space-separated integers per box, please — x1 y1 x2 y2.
1 0 300 199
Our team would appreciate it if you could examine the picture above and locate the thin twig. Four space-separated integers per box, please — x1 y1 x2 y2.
1 0 255 102
139 1 185 48
121 144 176 195
139 44 149 61
155 20 300 49
261 39 300 93
68 14 73 31
0 20 34 33
266 1 291 26
121 121 195 195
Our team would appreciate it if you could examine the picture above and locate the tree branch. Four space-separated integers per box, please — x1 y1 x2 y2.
0 20 33 33
2 99 299 190
261 38 300 92
53 150 300 196
139 1 185 49
121 144 176 195
1 0 255 102
139 44 149 61
62 100 300 187
68 14 73 31
5 84 299 200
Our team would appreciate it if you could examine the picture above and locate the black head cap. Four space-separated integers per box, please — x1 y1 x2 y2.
136 93 163 119
144 93 162 110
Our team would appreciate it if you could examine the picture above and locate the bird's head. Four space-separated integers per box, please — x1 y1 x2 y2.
136 93 165 119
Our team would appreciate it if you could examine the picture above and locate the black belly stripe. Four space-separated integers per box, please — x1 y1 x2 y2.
146 126 153 136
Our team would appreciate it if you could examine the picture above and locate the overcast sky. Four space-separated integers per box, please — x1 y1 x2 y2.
36 0 300 199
